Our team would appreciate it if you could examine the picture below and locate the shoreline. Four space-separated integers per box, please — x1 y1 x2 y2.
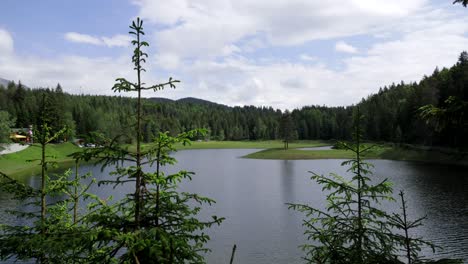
0 143 30 155
242 145 468 166
0 142 82 178
2 141 467 178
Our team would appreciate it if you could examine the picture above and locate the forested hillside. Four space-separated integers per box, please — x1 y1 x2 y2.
292 52 468 148
1 52 467 148
357 51 468 148
0 83 283 142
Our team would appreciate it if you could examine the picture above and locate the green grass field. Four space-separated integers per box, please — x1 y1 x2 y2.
0 143 81 177
243 144 389 160
244 143 468 165
173 140 330 150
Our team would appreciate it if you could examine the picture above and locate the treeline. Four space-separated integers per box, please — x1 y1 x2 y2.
358 51 468 148
1 52 467 147
0 84 283 142
293 52 468 148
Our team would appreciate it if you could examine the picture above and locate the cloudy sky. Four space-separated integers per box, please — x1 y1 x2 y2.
0 0 467 109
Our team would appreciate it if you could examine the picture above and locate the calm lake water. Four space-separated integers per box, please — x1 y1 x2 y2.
1 149 467 263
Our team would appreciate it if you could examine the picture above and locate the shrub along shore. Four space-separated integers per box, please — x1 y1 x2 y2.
1 140 467 178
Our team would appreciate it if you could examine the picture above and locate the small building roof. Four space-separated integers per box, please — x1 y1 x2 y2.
10 134 27 139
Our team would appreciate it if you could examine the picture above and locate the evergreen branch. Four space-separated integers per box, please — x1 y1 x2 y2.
143 78 180 91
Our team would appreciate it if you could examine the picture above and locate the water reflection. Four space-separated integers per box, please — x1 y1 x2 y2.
0 150 467 263
280 160 295 203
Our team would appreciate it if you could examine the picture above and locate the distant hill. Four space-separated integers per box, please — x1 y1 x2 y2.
0 77 29 88
148 97 224 107
176 97 222 106
147 97 175 103
0 77 11 88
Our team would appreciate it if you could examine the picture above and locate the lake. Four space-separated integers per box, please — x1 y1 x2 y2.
1 149 467 263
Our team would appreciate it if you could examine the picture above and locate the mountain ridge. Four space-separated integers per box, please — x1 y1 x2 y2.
0 78 12 88
0 78 29 89
148 96 224 107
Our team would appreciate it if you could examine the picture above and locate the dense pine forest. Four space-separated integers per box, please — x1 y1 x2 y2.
1 52 467 148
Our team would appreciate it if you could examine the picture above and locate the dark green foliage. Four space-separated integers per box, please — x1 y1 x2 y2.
419 96 468 149
0 110 15 143
81 130 223 263
288 111 462 263
288 111 398 263
453 0 468 7
355 52 468 149
0 169 98 263
292 105 352 141
0 118 97 263
0 83 283 142
279 110 297 149
287 109 461 263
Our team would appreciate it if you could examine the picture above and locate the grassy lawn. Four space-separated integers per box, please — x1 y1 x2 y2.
177 140 329 149
244 143 468 165
0 142 81 177
140 140 330 150
244 144 389 160
244 148 352 160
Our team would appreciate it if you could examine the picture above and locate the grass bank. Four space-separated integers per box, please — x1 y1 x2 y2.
244 144 386 160
140 140 330 151
176 140 329 149
244 143 468 165
2 140 328 177
0 142 81 177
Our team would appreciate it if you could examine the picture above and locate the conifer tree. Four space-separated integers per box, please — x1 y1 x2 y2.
0 102 94 263
389 191 435 264
453 0 468 7
288 108 461 263
78 17 223 263
279 110 297 150
288 108 397 263
0 110 14 144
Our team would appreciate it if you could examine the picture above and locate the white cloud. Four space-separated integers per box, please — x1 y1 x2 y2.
65 32 102 45
167 10 468 109
349 0 425 16
155 53 181 70
343 26 468 97
65 32 131 47
169 58 347 109
0 29 14 56
335 41 358 54
102 34 133 47
0 54 134 95
132 0 428 59
299 54 318 61
0 32 135 94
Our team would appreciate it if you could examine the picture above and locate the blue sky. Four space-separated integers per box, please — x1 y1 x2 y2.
0 0 467 109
